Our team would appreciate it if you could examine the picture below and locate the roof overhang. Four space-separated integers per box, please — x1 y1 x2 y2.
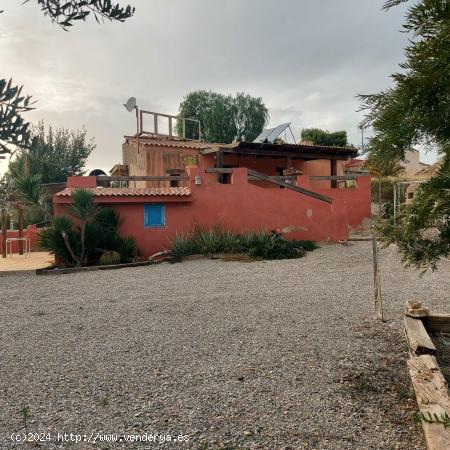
201 141 358 160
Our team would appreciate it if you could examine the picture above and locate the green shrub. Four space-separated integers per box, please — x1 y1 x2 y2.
169 226 317 262
170 233 201 263
38 215 76 265
40 204 138 267
118 236 138 263
193 226 223 257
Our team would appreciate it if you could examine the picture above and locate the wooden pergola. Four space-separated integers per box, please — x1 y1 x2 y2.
201 141 358 189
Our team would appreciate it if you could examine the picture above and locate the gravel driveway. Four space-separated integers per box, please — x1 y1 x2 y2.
1 242 449 449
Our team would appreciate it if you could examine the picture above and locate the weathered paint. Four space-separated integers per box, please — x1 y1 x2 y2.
54 168 371 257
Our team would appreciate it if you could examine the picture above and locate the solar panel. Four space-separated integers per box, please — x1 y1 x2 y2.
253 122 291 143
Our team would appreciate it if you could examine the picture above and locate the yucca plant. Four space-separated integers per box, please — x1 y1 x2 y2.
13 173 51 220
38 215 76 265
60 189 98 266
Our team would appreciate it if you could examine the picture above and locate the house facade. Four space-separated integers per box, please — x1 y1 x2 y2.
54 146 372 257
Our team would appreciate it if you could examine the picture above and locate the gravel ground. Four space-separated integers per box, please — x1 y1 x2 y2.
1 242 449 450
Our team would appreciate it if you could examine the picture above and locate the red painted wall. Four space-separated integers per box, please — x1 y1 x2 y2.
54 169 371 257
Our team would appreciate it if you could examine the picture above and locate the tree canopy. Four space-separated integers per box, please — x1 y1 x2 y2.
177 91 269 143
3 1 135 28
0 79 34 156
300 128 348 147
360 0 449 269
9 122 95 184
0 1 134 155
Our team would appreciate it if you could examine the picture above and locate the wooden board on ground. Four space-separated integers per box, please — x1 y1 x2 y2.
404 315 437 356
424 314 450 334
408 354 450 450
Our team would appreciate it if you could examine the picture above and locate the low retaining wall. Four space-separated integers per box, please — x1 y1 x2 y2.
404 300 450 450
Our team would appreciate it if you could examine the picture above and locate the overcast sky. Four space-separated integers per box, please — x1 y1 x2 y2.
0 0 436 175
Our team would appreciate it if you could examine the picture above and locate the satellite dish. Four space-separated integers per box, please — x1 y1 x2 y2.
124 97 137 112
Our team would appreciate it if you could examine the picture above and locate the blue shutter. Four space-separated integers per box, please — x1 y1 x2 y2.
144 204 165 227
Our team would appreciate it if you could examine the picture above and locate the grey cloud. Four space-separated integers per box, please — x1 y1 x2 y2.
2 0 432 174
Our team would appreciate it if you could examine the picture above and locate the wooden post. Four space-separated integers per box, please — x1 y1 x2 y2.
393 182 397 219
18 205 24 255
1 210 7 258
330 159 337 188
217 150 224 184
372 237 383 320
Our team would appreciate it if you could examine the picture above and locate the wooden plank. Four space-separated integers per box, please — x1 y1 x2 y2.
1 210 7 259
331 159 338 188
216 150 224 184
408 355 450 450
405 316 437 356
220 148 347 160
372 237 383 320
205 168 234 174
424 314 450 333
98 176 188 182
248 175 295 182
18 205 24 255
205 168 295 181
310 175 359 181
248 169 333 204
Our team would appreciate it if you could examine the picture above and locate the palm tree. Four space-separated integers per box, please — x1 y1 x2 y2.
13 174 51 220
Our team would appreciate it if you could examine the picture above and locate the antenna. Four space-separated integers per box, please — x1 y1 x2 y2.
124 97 137 112
123 97 140 154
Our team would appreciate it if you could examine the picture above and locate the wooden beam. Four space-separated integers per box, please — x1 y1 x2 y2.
98 176 188 182
423 314 450 333
1 210 7 259
216 150 224 184
408 354 450 450
404 316 437 356
205 168 234 174
372 237 383 321
219 148 347 160
331 159 338 188
18 205 24 255
311 175 358 181
248 169 333 204
248 175 295 182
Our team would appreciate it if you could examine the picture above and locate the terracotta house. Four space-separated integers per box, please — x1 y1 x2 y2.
54 131 372 257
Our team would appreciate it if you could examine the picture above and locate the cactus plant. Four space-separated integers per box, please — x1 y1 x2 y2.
99 251 121 266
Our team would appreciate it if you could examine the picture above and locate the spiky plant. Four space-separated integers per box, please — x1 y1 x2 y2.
13 173 51 219
99 251 121 266
62 189 98 266
38 216 75 264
